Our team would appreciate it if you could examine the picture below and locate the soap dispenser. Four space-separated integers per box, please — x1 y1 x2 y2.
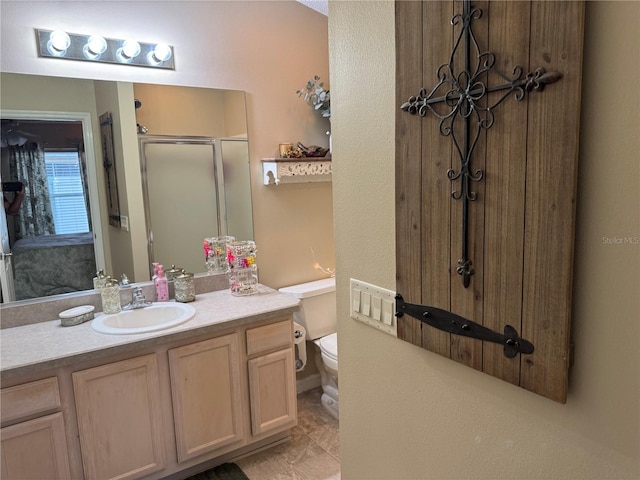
155 266 169 301
93 270 107 291
151 262 161 281
101 277 122 314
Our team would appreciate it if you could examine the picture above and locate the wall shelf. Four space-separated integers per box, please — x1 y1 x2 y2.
261 157 332 185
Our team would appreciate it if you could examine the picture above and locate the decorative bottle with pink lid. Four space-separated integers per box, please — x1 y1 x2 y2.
155 266 169 301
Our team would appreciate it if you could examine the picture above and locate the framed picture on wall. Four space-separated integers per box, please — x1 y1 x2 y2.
99 112 121 228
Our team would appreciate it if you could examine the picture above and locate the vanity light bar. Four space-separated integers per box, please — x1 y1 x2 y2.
36 29 175 70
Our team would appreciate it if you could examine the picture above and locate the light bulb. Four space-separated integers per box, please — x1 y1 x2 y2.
153 43 172 61
117 39 141 63
47 30 70 56
122 40 140 58
148 43 172 65
83 35 107 59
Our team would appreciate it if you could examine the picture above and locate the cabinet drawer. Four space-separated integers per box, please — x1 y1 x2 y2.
1 377 61 425
246 320 292 356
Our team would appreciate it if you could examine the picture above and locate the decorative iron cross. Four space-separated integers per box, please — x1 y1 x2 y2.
401 0 562 288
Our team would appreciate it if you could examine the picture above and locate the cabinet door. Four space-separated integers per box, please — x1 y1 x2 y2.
1 412 71 480
169 333 245 463
73 354 165 480
248 348 297 437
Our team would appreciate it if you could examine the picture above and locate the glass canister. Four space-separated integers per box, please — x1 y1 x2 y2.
204 236 236 274
228 264 258 296
93 269 107 290
100 277 122 314
227 240 258 296
226 240 257 270
175 272 196 303
165 265 184 299
165 265 184 281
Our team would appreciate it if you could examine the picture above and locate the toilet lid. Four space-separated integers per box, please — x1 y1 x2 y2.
319 332 338 360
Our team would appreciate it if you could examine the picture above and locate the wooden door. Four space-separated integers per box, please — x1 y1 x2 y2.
168 333 245 463
73 354 166 480
396 0 584 402
248 349 297 437
1 413 71 479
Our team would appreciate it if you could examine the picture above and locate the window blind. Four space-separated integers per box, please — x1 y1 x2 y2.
45 150 89 234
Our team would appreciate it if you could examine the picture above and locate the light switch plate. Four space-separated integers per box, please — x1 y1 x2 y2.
350 278 397 337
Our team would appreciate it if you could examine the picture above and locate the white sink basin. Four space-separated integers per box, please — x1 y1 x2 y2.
91 303 196 335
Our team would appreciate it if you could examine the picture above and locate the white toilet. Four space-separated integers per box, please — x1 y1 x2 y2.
279 277 339 419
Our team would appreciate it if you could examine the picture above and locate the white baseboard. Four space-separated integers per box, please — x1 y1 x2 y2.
296 373 321 394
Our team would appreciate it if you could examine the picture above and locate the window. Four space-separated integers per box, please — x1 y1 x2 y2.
44 150 89 234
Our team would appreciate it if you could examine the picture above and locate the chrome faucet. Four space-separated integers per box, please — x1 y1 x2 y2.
123 287 153 310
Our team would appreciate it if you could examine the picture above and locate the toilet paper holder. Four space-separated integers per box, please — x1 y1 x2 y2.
293 322 307 372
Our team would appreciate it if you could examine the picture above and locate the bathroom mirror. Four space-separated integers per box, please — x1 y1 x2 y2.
0 73 253 303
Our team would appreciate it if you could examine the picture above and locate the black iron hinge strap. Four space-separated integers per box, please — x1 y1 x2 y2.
394 294 534 358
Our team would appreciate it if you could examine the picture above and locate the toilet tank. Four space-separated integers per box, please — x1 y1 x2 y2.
279 277 336 340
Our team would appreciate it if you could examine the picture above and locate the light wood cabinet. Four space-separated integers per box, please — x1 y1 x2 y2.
1 315 297 479
72 354 166 480
1 413 71 479
248 348 297 436
169 333 245 463
0 377 71 480
246 320 297 437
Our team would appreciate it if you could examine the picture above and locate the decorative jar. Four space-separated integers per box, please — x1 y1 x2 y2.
93 269 107 290
228 264 258 296
227 240 258 296
226 240 257 269
175 273 196 303
100 278 121 314
204 236 236 273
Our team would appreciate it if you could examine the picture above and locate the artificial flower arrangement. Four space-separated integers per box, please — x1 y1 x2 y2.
297 75 331 118
227 242 256 269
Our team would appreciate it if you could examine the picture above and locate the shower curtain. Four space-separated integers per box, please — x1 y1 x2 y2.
7 144 55 239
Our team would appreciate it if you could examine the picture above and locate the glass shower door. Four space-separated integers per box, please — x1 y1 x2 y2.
141 138 225 275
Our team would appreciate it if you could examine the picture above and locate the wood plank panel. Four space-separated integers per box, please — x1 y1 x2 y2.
448 0 488 370
520 1 584 403
395 0 582 402
482 1 531 385
418 0 454 356
395 0 425 347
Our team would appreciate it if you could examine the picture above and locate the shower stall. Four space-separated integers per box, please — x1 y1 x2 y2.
138 135 252 276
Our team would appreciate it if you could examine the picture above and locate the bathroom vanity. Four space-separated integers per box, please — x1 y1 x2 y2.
0 285 299 480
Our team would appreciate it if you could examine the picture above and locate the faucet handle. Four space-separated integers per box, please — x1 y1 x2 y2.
123 286 152 310
132 286 145 301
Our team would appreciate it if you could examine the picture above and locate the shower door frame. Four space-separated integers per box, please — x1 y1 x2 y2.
138 135 226 277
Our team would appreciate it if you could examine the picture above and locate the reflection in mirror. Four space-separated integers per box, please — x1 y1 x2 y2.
1 119 96 301
0 73 253 304
139 136 252 276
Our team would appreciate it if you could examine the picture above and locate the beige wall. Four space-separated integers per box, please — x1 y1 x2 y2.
94 80 140 281
0 0 333 290
0 73 113 274
133 84 229 137
330 1 639 479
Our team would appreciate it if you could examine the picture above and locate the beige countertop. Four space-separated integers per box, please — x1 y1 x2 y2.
1 285 299 381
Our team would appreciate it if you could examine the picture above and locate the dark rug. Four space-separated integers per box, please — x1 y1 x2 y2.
185 462 250 480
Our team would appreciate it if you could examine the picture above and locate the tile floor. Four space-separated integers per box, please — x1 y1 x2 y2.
236 387 340 480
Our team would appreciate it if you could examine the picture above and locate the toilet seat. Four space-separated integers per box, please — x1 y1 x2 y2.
318 332 338 374
318 332 338 360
